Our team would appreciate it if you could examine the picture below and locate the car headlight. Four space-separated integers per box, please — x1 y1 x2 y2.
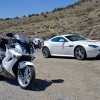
88 45 98 48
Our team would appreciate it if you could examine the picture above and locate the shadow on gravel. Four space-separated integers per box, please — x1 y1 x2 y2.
32 79 64 91
50 56 75 59
4 77 18 86
86 57 100 61
2 78 64 91
51 56 100 61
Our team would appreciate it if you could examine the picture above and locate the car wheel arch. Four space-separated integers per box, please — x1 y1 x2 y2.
74 45 83 51
42 46 49 50
42 46 51 53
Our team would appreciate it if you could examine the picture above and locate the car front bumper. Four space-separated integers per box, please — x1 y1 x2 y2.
86 48 100 58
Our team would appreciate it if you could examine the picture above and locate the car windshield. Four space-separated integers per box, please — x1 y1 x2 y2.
65 35 87 41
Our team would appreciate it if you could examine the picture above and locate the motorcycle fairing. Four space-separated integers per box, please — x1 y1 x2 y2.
19 61 34 69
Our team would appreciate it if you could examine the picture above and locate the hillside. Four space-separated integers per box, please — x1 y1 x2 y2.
0 0 100 39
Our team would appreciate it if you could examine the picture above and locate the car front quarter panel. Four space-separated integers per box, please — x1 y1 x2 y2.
79 45 100 58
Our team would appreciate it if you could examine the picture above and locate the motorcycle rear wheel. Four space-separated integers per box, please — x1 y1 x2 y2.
17 66 35 90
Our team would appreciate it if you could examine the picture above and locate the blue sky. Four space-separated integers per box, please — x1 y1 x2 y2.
0 0 79 18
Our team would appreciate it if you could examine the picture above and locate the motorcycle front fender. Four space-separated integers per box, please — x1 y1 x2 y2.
19 61 34 69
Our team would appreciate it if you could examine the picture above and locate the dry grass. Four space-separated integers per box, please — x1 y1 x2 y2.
0 0 100 39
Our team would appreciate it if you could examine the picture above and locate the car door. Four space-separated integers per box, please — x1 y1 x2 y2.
50 37 74 56
50 37 68 55
62 41 74 56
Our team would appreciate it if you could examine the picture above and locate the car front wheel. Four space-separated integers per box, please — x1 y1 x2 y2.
42 47 51 58
74 46 87 60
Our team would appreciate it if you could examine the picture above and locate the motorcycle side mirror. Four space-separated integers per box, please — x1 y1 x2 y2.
6 33 14 37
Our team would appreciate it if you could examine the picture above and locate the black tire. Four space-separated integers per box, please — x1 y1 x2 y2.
42 47 51 58
33 44 36 49
0 75 4 80
18 66 35 90
74 46 87 60
38 41 41 49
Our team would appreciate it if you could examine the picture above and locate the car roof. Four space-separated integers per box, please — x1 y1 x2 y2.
61 34 75 37
52 34 75 38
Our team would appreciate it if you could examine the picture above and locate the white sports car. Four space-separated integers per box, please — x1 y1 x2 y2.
42 34 100 60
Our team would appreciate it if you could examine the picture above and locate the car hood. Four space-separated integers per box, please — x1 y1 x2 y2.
74 40 100 46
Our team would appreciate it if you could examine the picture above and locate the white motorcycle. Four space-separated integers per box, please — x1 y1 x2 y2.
0 33 35 89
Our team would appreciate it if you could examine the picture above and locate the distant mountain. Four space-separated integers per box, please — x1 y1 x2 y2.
0 0 100 39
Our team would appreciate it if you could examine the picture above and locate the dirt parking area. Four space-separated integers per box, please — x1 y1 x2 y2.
0 49 100 100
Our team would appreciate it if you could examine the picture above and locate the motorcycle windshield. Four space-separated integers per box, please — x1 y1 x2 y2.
14 35 29 43
14 35 34 54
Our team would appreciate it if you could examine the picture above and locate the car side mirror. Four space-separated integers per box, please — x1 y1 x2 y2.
59 39 65 42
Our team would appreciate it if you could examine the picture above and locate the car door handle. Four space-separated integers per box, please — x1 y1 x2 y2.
68 45 74 47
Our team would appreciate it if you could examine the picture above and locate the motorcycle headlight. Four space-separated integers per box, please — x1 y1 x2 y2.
23 49 27 53
88 45 98 48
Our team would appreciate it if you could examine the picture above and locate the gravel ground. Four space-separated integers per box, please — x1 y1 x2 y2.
0 49 100 100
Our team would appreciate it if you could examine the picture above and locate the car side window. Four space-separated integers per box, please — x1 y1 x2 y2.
51 37 68 42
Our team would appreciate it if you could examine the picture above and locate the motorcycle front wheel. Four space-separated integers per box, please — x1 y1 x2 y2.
17 66 35 90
